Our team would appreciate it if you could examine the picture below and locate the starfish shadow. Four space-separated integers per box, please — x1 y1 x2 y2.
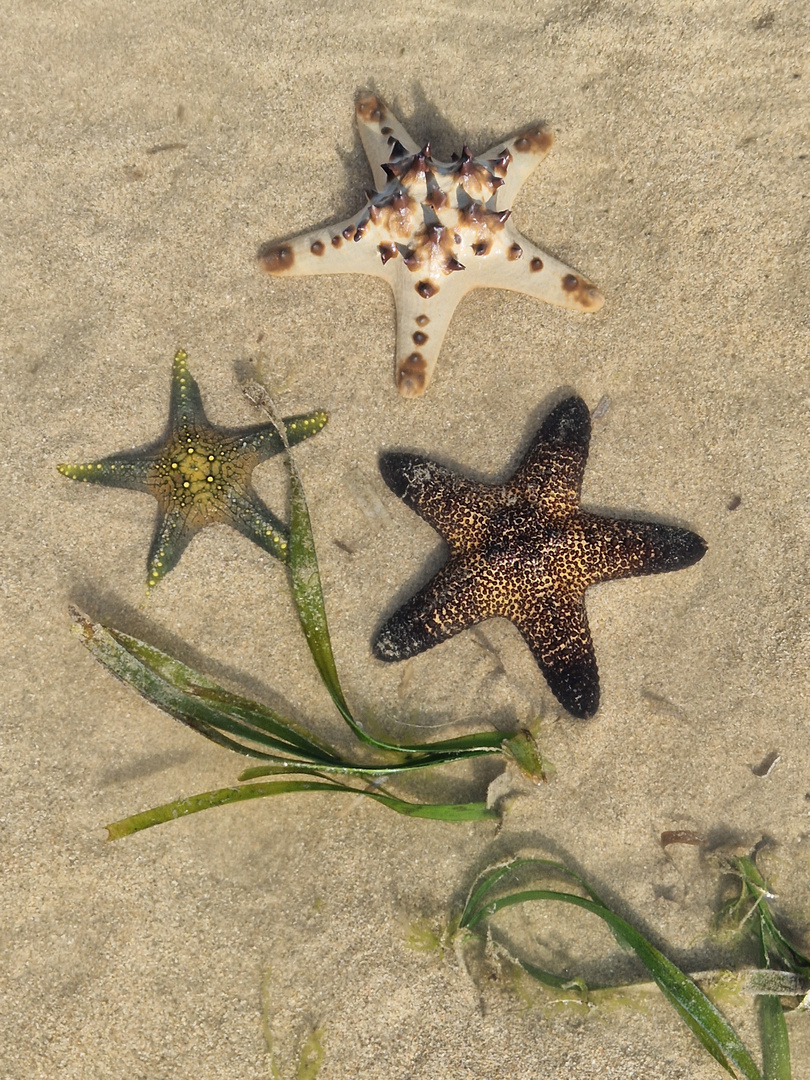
404 80 554 164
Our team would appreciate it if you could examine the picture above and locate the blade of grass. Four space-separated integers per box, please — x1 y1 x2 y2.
107 777 497 838
756 917 791 1080
461 862 764 1080
759 991 790 1080
237 749 498 780
734 856 810 977
241 383 505 760
262 967 325 1080
107 621 339 760
738 858 793 1080
461 857 606 930
517 956 588 994
182 683 337 758
287 437 503 754
71 608 341 763
295 1028 326 1080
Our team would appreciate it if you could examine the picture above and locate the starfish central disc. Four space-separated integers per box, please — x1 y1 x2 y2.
156 433 240 517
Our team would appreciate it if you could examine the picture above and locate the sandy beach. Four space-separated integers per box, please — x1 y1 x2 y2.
2 0 808 1076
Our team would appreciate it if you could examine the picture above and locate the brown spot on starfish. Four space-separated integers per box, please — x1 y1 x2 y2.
258 92 604 398
372 396 706 718
58 349 328 588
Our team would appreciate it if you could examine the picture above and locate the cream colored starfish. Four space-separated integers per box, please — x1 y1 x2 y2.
259 93 604 398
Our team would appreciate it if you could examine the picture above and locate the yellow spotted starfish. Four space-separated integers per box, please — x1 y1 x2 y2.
373 396 706 718
259 92 604 398
58 350 328 588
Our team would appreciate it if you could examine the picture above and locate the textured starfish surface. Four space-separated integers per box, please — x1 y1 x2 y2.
58 350 328 588
259 93 604 398
372 396 706 718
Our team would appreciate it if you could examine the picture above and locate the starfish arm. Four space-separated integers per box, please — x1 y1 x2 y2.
513 594 600 719
169 349 208 428
372 560 497 661
392 268 470 397
487 227 604 312
483 125 555 206
233 410 329 463
258 213 385 280
379 452 499 547
510 396 591 515
146 506 198 588
582 515 707 583
280 410 329 449
223 487 290 563
58 454 155 492
355 93 421 190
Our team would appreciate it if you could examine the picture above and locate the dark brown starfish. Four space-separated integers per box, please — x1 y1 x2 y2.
372 396 706 718
58 349 327 588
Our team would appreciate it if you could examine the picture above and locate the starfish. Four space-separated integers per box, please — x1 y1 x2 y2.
58 349 328 588
372 396 706 718
259 93 604 398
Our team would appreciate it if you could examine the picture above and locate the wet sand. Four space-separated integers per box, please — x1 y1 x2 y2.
2 0 809 1076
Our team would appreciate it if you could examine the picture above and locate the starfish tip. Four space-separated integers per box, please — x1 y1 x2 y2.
356 92 387 125
542 395 592 444
513 126 555 156
585 285 605 311
560 273 605 312
396 354 429 398
569 696 599 721
551 660 600 720
674 530 708 569
397 380 425 400
378 452 416 496
257 242 295 274
370 629 399 662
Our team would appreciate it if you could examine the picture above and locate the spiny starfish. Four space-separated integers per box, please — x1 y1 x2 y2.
372 396 706 718
259 93 604 398
58 349 328 588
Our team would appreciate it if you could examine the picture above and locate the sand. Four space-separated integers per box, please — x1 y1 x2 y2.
2 0 808 1076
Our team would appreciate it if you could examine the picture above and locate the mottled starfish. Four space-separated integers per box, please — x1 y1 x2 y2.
372 396 706 718
58 350 328 588
259 93 604 398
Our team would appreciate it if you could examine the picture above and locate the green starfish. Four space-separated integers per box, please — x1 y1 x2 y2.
58 349 328 588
